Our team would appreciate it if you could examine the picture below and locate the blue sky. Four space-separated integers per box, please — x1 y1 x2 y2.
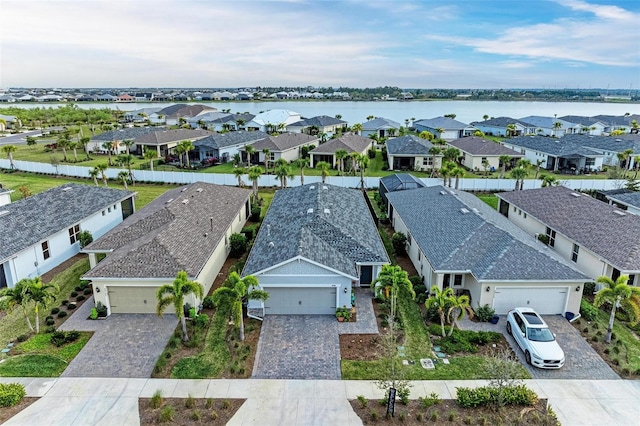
1 0 639 89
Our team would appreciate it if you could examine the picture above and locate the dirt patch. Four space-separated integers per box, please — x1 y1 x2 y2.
40 254 84 284
341 298 396 361
139 397 244 425
0 397 39 424
349 398 557 425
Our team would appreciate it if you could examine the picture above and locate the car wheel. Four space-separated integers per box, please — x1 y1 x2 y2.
525 350 532 365
506 322 512 335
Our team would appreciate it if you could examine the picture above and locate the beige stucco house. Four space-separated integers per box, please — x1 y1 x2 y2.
447 136 523 172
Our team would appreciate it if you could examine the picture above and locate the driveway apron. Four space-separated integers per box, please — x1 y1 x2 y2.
59 297 178 378
252 288 378 380
459 315 619 380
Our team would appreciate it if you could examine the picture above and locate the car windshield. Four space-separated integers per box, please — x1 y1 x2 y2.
527 327 555 342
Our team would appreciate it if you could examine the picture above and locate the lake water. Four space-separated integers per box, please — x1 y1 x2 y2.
4 100 639 125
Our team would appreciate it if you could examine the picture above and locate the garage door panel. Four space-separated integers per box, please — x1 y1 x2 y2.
108 286 158 314
492 287 567 315
265 287 336 315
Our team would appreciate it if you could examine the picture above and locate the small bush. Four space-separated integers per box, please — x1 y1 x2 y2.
0 383 26 407
448 411 456 422
229 233 248 258
357 395 368 408
202 296 215 309
250 205 261 222
419 392 441 408
583 282 596 295
61 300 69 306
65 330 80 343
90 308 98 320
45 326 56 334
206 398 213 409
45 318 55 326
149 390 163 408
70 291 78 298
430 411 439 421
416 413 423 421
67 303 77 310
159 405 174 422
391 232 407 254
580 299 600 321
83 288 92 295
16 334 28 343
185 394 195 408
191 409 201 421
370 410 378 421
76 295 86 302
45 315 54 321
211 410 218 420
51 307 60 315
475 304 495 322
50 331 67 347
398 387 410 405
222 399 231 410
57 311 68 318
195 313 209 329
455 385 537 408
75 286 83 292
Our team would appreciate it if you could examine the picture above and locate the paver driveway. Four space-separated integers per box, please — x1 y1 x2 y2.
59 297 178 378
252 288 378 380
460 315 619 380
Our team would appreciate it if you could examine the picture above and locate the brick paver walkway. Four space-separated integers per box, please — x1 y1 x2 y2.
59 296 178 378
459 315 619 380
252 288 379 380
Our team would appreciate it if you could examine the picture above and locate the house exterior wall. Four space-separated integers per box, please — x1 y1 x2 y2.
461 154 500 171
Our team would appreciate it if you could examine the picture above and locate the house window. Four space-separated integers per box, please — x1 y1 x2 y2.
407 233 412 246
513 207 516 212
481 157 487 163
585 158 595 166
69 225 80 244
41 241 50 260
113 204 117 210
418 251 421 261
102 210 105 216
572 244 579 262
523 213 527 218
545 227 556 247
628 275 635 286
424 157 433 166
108 207 111 213
453 274 463 287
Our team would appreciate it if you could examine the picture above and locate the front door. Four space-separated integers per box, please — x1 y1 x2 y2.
360 265 373 285
0 263 7 289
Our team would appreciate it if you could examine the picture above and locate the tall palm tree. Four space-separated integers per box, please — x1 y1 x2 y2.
120 139 134 155
316 161 331 183
274 159 293 188
447 293 473 336
2 145 18 169
0 278 35 332
371 265 414 324
178 140 194 168
143 148 157 172
506 123 517 137
427 146 441 177
117 170 129 190
499 155 511 178
440 162 455 187
534 159 544 179
552 121 563 137
335 149 348 174
357 153 369 190
57 135 70 162
233 167 246 187
244 144 256 167
277 122 286 133
419 131 434 141
483 114 489 121
88 167 100 186
425 286 455 337
102 141 114 166
156 271 204 342
262 148 271 173
510 167 527 190
351 123 363 135
294 157 310 185
247 165 263 200
212 272 269 341
79 136 91 160
23 277 58 334
96 163 108 187
594 275 640 343
366 115 375 121
236 118 246 130
452 167 465 189
174 144 185 168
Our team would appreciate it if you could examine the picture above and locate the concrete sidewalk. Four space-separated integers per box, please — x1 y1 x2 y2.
1 377 639 425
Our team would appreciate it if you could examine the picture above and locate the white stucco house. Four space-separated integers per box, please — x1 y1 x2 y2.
447 136 523 172
0 184 135 289
246 110 302 133
386 185 587 315
243 184 389 316
497 186 640 287
413 117 476 141
82 182 252 315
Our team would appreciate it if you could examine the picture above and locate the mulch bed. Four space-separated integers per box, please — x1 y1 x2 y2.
0 398 39 424
139 398 245 425
349 398 557 425
340 297 390 361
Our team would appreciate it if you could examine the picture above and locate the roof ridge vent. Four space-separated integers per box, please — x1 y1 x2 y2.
324 208 330 214
62 187 72 191
439 190 447 195
460 208 470 214
322 185 328 190
613 210 626 216
307 208 314 214
166 198 174 204
196 188 203 193
570 192 581 197
181 187 188 192
182 199 189 204
310 185 315 190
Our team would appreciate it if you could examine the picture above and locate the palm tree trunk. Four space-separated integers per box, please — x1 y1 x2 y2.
606 303 616 344
150 160 154 172
440 312 446 337
22 307 34 332
239 316 245 341
501 164 506 179
35 304 40 334
181 316 189 342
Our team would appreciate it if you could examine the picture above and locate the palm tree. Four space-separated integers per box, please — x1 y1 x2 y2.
156 271 204 342
96 163 108 187
262 148 271 173
552 121 563 137
294 157 310 186
499 155 511 178
117 170 129 190
23 277 58 334
371 265 414 323
351 123 363 135
483 114 489 121
236 118 246 130
2 145 18 169
174 144 185 168
57 135 70 162
540 174 559 187
435 128 445 138
88 167 100 186
452 167 465 189
335 149 348 174
316 161 331 183
443 147 460 164
427 146 441 177
506 123 517 137
534 159 544 179
120 139 134 155
357 153 369 190
425 286 455 337
594 275 640 343
212 272 269 341
274 159 293 188
419 131 434 141
447 294 473 336
510 167 527 190
0 278 35 332
244 145 256 167
143 148 157 172
440 162 455 187
233 167 246 187
366 115 375 121
102 141 114 166
277 122 286 133
79 136 91 160
178 140 194 168
247 165 263 200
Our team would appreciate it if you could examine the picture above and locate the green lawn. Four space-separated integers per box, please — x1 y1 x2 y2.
477 194 498 210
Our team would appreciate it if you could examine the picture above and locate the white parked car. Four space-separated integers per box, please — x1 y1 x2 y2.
506 307 565 369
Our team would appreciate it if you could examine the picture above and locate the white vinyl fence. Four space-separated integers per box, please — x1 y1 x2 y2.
0 159 626 192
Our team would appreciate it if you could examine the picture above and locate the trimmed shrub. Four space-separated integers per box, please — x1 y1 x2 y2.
76 295 86 302
57 311 68 318
475 304 496 322
67 303 77 310
90 308 98 320
456 385 537 408
241 226 255 241
45 318 55 326
583 282 596 296
229 233 248 258
202 296 215 309
83 288 92 295
70 291 78 298
580 299 600 321
0 383 26 407
391 232 407 255
61 300 69 306
50 331 67 347
16 334 28 343
195 313 209 329
250 206 261 222
45 315 54 321
50 307 60 315
74 286 83 292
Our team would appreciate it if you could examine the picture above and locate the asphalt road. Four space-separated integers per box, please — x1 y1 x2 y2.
0 129 45 146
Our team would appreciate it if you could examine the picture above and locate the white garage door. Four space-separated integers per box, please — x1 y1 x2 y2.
264 287 337 315
492 287 568 315
108 286 158 314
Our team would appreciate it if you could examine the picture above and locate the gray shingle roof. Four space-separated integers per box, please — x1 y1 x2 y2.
386 135 434 155
470 116 534 127
249 133 319 152
0 184 134 262
194 131 269 150
448 137 523 156
505 135 604 157
497 186 640 271
133 129 212 145
607 192 640 209
290 115 347 128
362 117 401 130
84 182 251 279
309 134 373 154
558 116 605 126
92 127 160 142
518 116 576 129
158 104 216 118
386 186 587 281
414 117 469 130
242 184 389 277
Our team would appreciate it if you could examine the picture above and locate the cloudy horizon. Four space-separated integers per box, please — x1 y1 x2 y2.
1 0 638 89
